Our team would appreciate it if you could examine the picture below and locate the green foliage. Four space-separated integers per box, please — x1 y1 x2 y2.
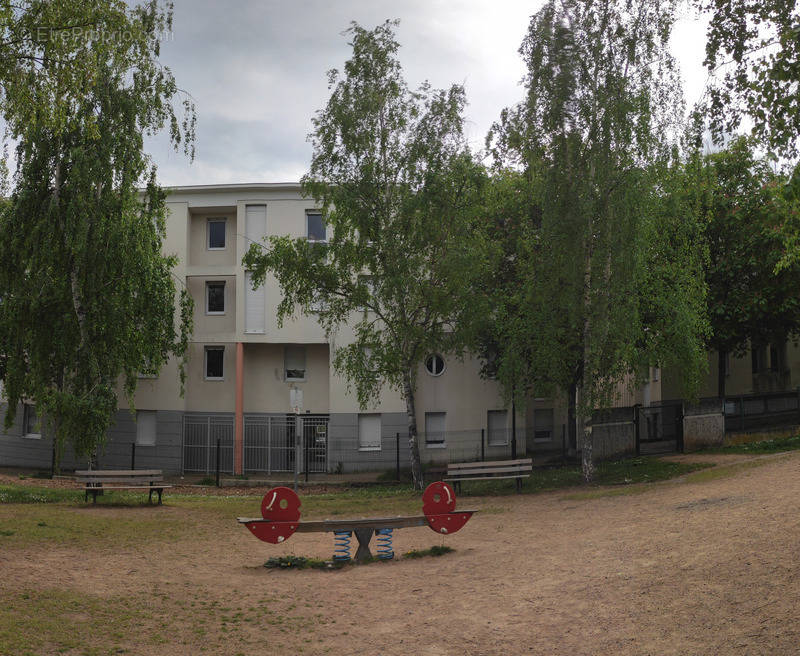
698 136 800 389
701 0 800 157
402 545 454 558
485 0 708 479
0 0 194 463
243 21 487 489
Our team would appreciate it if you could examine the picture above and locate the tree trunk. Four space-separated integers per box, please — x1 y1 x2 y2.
402 373 424 490
578 377 595 483
568 382 578 454
717 349 727 399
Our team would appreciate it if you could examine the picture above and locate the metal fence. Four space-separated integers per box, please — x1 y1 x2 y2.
182 414 234 474
721 391 800 432
243 414 328 474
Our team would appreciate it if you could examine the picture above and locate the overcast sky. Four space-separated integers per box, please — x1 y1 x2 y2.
147 0 710 187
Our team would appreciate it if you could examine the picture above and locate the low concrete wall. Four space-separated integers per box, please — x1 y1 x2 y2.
592 407 636 461
0 405 183 473
683 399 724 452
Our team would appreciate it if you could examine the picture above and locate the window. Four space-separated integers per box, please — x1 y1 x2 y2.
204 346 224 380
285 346 306 381
246 205 267 245
136 410 157 446
306 211 326 242
487 410 508 446
425 354 445 377
425 412 446 447
207 219 226 250
206 281 225 314
23 403 40 438
244 271 266 333
534 409 554 442
358 414 381 451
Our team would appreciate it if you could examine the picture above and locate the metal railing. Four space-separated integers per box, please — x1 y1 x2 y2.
720 391 800 432
182 414 234 474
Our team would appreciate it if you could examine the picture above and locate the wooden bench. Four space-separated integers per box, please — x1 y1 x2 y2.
445 458 533 493
75 470 171 504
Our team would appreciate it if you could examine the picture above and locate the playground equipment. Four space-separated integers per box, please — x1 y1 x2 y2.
237 481 476 562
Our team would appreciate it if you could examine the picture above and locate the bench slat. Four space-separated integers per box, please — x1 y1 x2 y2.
445 474 530 482
79 477 164 485
84 485 172 490
447 458 532 470
75 470 162 477
446 465 531 477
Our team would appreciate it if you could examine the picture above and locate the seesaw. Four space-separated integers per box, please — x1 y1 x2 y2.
237 481 476 563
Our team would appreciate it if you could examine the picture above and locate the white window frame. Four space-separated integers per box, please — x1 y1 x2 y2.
207 218 227 250
136 410 157 446
306 211 327 243
22 403 40 439
487 409 509 446
425 354 446 377
285 346 306 382
204 346 225 381
424 412 446 449
358 414 382 451
205 280 226 315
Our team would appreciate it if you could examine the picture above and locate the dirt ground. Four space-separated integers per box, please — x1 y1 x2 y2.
3 452 800 655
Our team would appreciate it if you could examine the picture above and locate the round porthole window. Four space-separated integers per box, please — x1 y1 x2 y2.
425 354 445 376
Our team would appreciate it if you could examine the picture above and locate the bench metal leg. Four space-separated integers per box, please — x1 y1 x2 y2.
516 477 522 493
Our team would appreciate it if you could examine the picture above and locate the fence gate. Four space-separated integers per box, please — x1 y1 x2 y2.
243 414 328 474
182 414 235 474
636 402 683 455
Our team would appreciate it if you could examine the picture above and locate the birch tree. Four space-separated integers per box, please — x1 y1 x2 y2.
487 0 708 481
243 21 486 490
0 0 194 464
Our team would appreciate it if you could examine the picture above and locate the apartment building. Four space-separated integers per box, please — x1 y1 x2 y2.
0 183 531 474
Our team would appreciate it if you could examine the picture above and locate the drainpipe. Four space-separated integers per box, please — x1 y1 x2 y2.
235 341 244 475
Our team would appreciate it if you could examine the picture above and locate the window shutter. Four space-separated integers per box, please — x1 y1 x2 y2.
358 414 381 450
246 205 266 244
136 410 157 446
245 271 266 333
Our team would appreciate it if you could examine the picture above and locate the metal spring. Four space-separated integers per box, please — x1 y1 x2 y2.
333 530 351 562
376 528 394 560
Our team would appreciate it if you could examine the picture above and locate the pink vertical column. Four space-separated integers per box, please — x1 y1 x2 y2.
235 341 244 475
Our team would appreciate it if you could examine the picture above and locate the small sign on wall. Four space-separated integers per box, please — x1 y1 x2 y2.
290 387 303 414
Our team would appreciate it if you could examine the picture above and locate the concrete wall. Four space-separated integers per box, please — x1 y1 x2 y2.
327 412 410 473
0 405 183 473
592 407 637 460
189 275 237 338
683 399 725 452
243 343 330 414
188 211 237 268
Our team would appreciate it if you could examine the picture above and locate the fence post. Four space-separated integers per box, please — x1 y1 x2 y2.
740 396 744 431
562 424 566 464
50 440 56 479
304 422 309 484
396 432 401 482
634 405 641 456
130 443 136 471
215 439 220 486
294 415 301 493
481 428 485 462
206 416 211 475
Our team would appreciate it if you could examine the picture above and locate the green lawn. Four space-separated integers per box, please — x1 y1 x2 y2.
701 432 800 455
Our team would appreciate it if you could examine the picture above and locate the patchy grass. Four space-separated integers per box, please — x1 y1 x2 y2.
403 545 454 559
705 433 800 454
0 588 163 656
0 585 332 655
453 457 713 497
